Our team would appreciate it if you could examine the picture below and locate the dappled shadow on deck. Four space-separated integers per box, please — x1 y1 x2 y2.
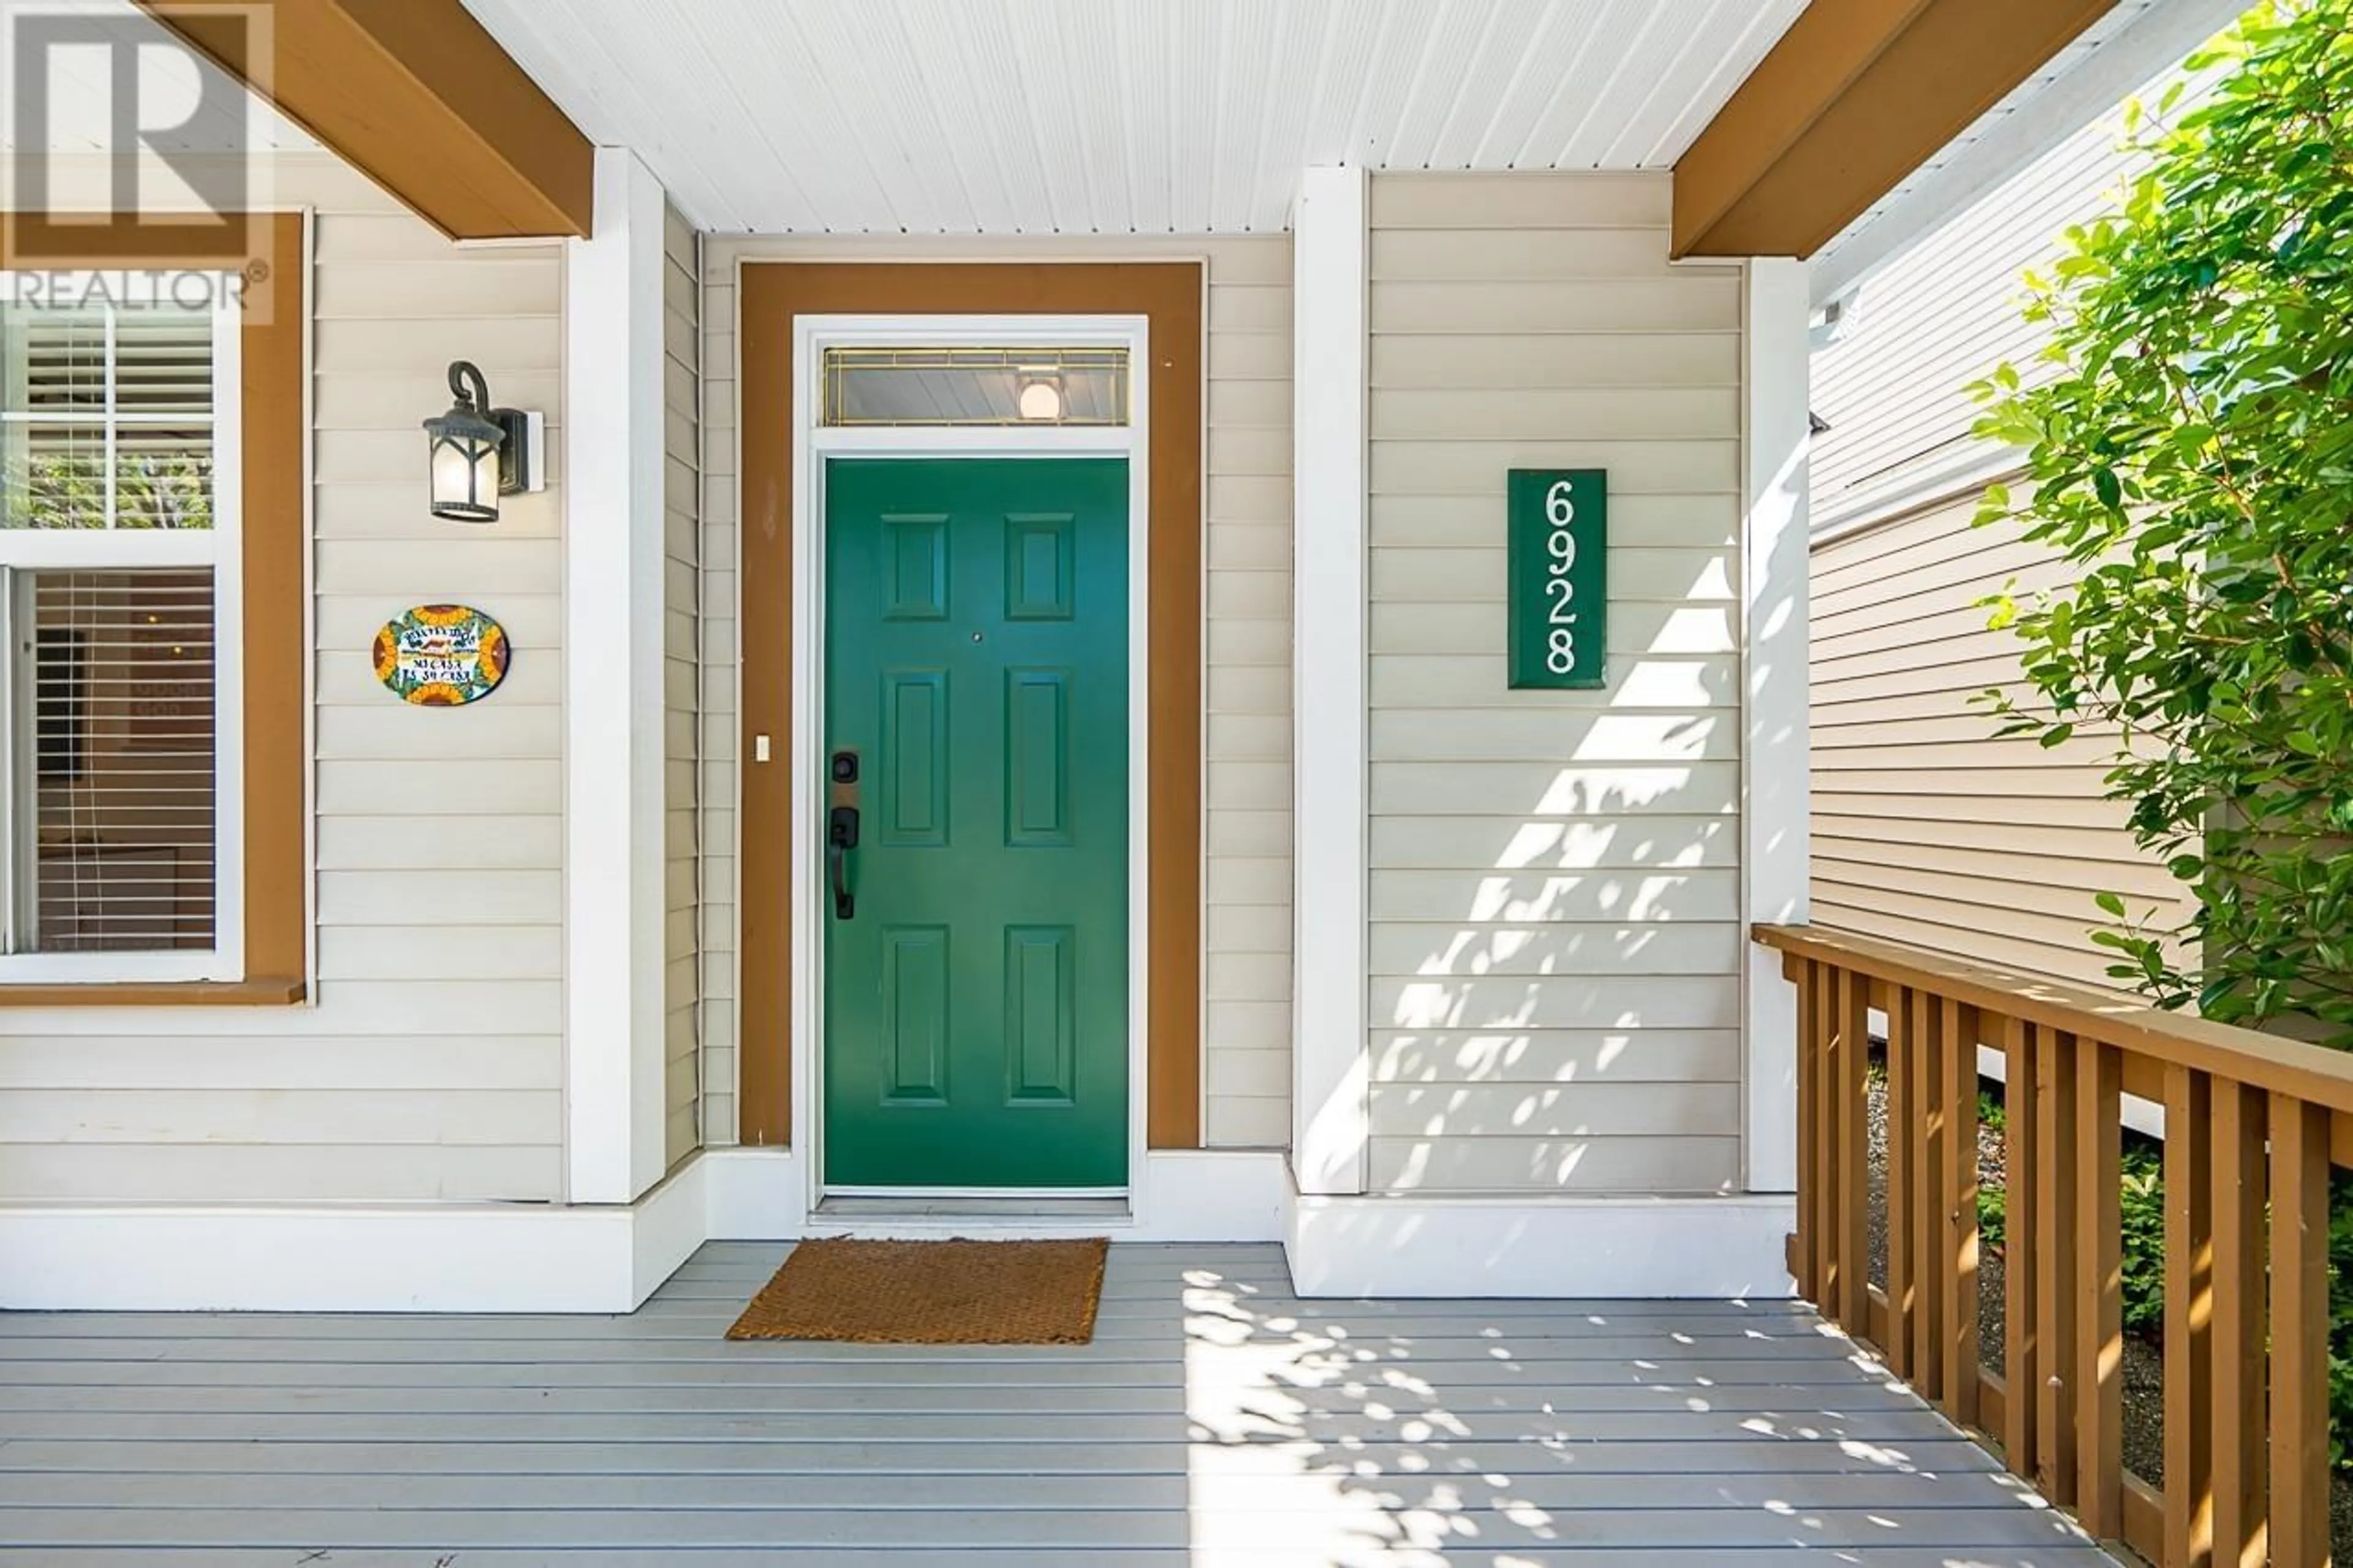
0 1243 2116 1565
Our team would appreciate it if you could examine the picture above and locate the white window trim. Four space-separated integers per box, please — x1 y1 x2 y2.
0 275 244 985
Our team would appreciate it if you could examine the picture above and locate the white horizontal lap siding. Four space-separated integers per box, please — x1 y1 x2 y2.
1809 67 2214 528
662 204 703 1170
0 153 566 1205
1809 491 2192 988
1364 172 1743 1198
698 235 1293 1151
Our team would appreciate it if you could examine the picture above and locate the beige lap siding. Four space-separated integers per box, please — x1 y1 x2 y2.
662 205 704 1168
697 235 1294 1149
0 153 567 1203
1810 490 2191 987
1364 172 1744 1197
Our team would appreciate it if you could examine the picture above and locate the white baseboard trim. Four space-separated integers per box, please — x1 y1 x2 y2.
702 1146 806 1240
4 1155 1796 1309
703 1146 1287 1243
1286 1189 1798 1300
0 1194 655 1314
631 1154 712 1301
0 1147 1291 1311
1135 1149 1287 1240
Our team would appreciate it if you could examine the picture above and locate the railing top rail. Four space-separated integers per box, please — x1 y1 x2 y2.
1756 922 2353 1118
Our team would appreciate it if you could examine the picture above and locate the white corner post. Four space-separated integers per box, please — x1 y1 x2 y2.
1290 165 1371 1197
564 147 672 1206
1741 257 1811 1195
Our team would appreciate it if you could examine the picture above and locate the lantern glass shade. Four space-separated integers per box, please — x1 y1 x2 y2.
423 360 510 524
426 422 503 522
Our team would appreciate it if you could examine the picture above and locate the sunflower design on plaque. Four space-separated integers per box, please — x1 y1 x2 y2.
374 605 511 706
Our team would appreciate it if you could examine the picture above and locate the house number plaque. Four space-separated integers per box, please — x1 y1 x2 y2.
1507 468 1608 691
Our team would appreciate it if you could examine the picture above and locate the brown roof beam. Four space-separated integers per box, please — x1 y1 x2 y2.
134 0 594 240
1672 0 2116 259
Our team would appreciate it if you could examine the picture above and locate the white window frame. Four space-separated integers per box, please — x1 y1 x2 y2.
0 273 245 983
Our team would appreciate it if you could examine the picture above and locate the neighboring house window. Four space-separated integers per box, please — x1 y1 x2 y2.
0 281 244 982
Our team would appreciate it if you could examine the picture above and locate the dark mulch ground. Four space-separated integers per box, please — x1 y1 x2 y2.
1860 1070 2352 1563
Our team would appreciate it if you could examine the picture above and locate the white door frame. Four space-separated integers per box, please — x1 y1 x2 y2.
787 312 1151 1217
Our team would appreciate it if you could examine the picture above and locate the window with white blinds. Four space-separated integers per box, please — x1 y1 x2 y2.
0 280 244 982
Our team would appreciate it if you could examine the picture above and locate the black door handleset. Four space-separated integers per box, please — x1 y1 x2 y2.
828 749 861 921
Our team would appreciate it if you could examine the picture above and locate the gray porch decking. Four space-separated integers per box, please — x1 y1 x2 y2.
0 1243 2113 1566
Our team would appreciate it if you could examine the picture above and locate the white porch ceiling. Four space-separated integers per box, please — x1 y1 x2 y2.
458 0 1806 235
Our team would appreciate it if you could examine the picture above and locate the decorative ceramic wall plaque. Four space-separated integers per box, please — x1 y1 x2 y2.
374 605 510 706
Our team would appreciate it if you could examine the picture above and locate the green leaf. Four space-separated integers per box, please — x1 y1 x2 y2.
2096 891 2128 918
1957 0 2353 1074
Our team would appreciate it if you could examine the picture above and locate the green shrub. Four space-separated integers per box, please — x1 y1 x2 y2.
1977 1184 2007 1256
1969 0 2353 1044
2116 1144 2167 1336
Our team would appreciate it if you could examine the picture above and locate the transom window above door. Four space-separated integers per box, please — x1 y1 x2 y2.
821 346 1129 428
0 283 243 982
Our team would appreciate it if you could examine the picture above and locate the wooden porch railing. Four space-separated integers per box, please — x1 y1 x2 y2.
1756 923 2353 1568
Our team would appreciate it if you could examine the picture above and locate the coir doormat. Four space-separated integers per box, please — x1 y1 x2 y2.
724 1237 1110 1345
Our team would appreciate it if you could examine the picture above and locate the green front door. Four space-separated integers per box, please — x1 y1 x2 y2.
822 458 1130 1190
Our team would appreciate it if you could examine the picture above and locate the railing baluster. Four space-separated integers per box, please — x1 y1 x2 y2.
2267 1094 2331 1568
2035 1025 2081 1507
1912 984 1946 1402
2163 1064 2215 1568
1794 958 1820 1301
1812 958 1844 1316
2074 1038 2123 1539
2004 1013 2040 1477
2210 1082 2268 1568
1887 983 1915 1376
1940 997 1980 1427
1834 963 1871 1331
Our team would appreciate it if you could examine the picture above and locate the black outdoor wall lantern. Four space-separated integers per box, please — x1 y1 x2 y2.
424 360 542 523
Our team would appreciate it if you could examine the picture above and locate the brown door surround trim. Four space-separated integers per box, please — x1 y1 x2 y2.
735 261 1205 1153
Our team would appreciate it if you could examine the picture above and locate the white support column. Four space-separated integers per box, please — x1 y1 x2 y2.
564 148 670 1206
1290 165 1370 1197
1741 257 1812 1195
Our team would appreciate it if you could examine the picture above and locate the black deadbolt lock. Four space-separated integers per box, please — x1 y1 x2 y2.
831 750 860 785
